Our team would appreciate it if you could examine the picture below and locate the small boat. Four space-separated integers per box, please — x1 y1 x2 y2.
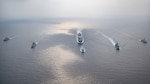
31 42 38 48
80 46 86 53
3 37 10 42
76 30 84 44
114 42 120 50
140 38 147 43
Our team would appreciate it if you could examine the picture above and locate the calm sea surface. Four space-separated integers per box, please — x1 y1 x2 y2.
0 18 150 84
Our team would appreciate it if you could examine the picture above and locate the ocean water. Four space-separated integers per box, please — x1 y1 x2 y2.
0 18 150 84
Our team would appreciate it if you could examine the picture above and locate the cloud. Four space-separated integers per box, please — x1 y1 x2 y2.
0 0 150 19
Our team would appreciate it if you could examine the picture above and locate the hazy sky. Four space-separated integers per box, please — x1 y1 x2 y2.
0 0 150 19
